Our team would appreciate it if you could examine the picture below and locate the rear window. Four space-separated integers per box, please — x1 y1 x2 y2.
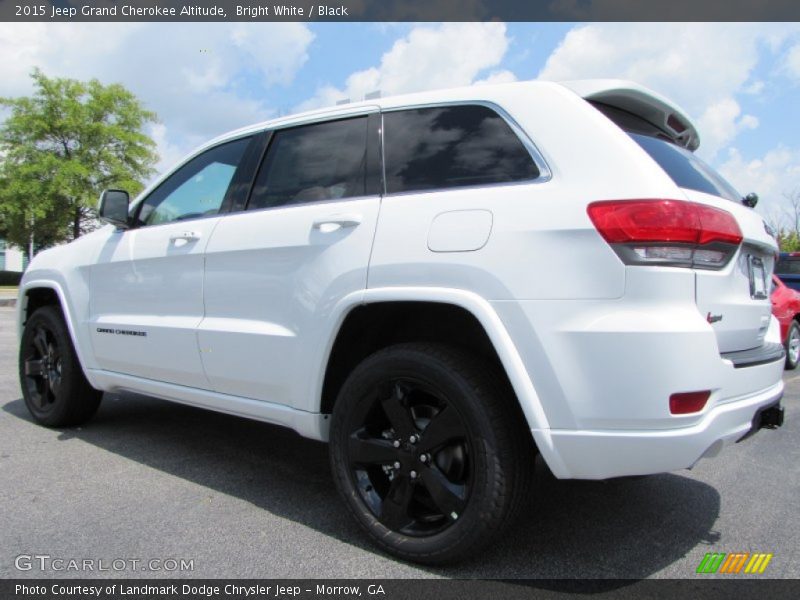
776 257 800 275
383 105 539 194
629 133 742 203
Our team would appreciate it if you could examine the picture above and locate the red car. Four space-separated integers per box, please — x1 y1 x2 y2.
771 275 800 369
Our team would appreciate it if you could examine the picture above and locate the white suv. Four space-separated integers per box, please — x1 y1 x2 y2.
17 80 785 564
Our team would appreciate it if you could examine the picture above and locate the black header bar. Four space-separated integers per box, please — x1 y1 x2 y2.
4 0 800 22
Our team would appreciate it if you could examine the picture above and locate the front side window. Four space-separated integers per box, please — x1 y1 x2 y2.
383 105 540 195
135 137 250 227
248 117 368 210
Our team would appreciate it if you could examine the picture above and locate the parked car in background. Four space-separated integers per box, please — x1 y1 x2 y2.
771 275 800 369
775 252 800 291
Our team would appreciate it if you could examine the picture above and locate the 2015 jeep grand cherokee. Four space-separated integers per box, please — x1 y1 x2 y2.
17 80 785 564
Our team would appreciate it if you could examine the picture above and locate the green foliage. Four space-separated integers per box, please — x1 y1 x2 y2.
0 69 158 253
777 230 800 252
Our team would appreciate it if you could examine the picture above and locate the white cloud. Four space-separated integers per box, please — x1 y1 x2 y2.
718 145 800 223
539 24 779 112
299 23 510 111
537 23 799 157
786 42 800 79
148 123 193 180
743 80 765 95
696 98 759 160
0 23 314 173
474 70 518 86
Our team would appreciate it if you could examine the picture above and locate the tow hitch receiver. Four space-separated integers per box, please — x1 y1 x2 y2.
760 404 784 428
737 399 784 443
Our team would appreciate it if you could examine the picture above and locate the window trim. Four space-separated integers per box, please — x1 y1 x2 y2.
242 112 382 213
379 100 552 197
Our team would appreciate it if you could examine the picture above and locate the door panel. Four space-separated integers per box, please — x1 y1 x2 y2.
198 198 380 405
198 112 382 409
89 220 220 387
88 136 256 387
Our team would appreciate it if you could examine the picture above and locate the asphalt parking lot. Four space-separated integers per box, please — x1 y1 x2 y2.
1 305 798 580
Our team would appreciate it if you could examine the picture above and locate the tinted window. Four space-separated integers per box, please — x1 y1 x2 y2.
776 258 800 275
248 117 368 210
630 133 741 203
383 105 539 194
136 138 250 226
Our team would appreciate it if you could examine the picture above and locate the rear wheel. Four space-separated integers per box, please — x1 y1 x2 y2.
19 306 102 427
785 320 800 370
329 342 534 564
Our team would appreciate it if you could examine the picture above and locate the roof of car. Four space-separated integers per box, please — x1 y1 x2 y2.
208 79 695 146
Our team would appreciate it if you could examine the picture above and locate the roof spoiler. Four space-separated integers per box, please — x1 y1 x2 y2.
560 79 700 151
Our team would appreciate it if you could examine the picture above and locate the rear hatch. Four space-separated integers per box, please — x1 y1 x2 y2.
627 131 776 353
573 81 778 354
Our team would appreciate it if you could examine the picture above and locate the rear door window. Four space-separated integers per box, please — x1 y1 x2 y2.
248 116 369 210
383 105 540 194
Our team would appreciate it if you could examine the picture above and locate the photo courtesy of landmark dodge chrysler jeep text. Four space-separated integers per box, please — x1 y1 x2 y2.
16 80 785 564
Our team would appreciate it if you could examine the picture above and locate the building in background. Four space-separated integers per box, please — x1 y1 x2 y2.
0 239 26 272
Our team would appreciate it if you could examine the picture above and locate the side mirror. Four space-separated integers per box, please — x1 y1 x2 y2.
742 192 759 208
98 189 130 229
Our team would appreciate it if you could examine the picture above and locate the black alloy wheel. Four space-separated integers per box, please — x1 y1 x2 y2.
19 306 102 427
347 377 472 536
22 323 64 413
330 342 534 564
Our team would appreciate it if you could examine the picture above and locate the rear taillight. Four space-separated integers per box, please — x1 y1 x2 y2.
587 199 743 269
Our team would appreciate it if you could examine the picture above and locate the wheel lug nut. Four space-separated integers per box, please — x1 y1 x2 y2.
409 435 418 444
393 461 401 469
392 440 400 448
410 470 417 479
420 454 428 463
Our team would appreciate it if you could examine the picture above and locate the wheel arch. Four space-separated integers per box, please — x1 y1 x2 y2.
317 288 554 439
17 280 96 386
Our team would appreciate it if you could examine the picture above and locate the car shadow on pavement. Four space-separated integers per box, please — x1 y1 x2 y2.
3 393 721 583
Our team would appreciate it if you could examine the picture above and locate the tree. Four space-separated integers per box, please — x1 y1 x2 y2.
769 189 800 252
0 69 158 256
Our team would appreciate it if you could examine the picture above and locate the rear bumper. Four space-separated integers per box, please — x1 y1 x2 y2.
534 380 784 479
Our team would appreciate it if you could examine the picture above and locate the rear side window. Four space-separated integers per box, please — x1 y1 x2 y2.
383 105 539 195
248 117 368 210
629 133 742 203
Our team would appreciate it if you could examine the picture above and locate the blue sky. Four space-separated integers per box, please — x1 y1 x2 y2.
1 22 799 225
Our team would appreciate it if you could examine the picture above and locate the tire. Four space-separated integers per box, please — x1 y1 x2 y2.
329 342 535 564
785 320 800 370
18 305 103 427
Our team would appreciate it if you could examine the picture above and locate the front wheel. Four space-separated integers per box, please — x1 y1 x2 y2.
785 320 800 370
329 343 534 564
19 306 103 427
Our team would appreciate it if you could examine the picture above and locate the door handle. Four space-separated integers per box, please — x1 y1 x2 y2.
170 231 201 242
312 214 362 231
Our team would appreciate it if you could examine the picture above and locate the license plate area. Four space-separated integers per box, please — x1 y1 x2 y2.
748 255 768 300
